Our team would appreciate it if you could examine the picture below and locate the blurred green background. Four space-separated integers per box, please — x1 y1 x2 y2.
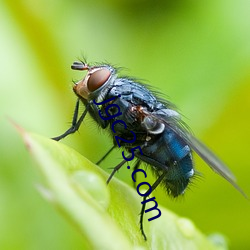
1 0 250 249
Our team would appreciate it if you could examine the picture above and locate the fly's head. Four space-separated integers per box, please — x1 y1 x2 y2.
72 61 116 101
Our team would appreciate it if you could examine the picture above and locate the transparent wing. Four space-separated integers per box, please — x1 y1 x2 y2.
148 110 247 198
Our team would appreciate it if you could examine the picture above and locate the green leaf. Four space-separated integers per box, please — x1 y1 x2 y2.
19 128 226 250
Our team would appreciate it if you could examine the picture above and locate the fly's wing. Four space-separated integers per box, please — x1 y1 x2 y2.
177 129 248 198
149 109 247 198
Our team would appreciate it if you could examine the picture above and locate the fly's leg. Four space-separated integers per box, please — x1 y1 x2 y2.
132 160 141 188
106 155 131 184
139 171 167 240
96 145 116 165
106 158 127 184
52 100 89 141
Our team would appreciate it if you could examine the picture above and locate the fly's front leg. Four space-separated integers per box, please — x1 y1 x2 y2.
88 100 109 129
52 100 89 141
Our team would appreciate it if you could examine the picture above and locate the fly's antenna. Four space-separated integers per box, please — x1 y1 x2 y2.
71 61 89 71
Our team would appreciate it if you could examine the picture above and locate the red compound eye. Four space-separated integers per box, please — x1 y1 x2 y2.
87 68 111 92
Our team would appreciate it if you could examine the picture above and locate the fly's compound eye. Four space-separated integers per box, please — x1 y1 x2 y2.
87 68 111 92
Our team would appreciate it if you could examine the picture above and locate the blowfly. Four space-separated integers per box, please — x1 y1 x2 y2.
52 60 246 239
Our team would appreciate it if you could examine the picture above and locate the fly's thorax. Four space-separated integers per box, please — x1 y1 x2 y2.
140 109 181 135
73 64 117 102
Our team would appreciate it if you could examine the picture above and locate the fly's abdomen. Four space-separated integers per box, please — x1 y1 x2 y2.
139 128 194 197
165 153 193 197
163 129 194 196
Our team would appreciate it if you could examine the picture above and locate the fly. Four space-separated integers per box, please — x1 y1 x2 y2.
52 60 247 239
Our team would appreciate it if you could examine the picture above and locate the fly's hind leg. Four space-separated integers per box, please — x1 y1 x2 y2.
132 160 141 188
139 171 166 240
